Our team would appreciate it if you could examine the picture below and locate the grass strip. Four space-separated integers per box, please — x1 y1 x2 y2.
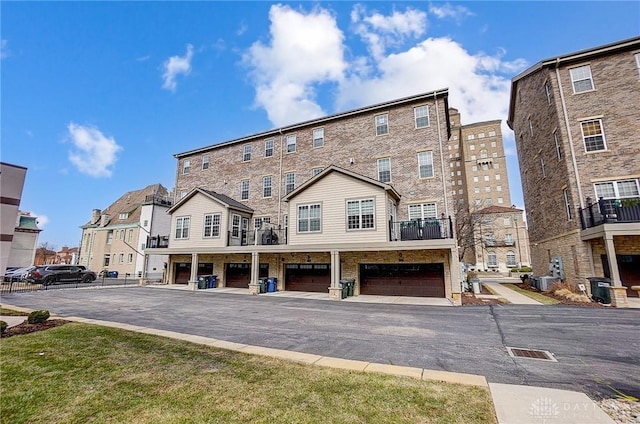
1 323 496 424
502 284 560 305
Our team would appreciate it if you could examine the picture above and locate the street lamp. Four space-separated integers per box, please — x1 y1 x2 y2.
514 214 522 268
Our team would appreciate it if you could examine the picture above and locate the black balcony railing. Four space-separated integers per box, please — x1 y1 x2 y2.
147 235 169 248
389 217 453 241
579 197 640 229
228 228 288 246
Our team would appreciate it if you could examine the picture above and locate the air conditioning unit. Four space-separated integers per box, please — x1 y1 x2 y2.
538 276 559 292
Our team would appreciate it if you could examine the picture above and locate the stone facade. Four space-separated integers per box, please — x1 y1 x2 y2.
508 37 640 304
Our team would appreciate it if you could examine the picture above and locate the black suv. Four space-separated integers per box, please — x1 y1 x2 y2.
26 265 97 285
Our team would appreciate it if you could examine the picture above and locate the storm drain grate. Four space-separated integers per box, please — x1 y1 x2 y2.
507 347 557 362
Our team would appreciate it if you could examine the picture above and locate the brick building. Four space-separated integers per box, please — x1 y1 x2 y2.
507 37 640 306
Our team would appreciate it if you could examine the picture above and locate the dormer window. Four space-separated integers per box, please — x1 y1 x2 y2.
119 213 128 220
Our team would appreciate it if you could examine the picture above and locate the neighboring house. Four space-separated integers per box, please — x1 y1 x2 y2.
0 162 28 274
56 246 79 265
507 36 640 307
6 211 41 268
447 108 531 272
147 90 468 303
78 184 173 280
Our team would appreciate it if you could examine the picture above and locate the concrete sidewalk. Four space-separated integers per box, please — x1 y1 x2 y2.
482 281 543 305
1 303 616 423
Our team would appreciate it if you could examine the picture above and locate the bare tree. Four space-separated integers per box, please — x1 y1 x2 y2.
35 242 57 265
454 202 485 264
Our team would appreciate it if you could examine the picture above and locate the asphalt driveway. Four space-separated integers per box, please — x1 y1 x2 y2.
2 286 639 399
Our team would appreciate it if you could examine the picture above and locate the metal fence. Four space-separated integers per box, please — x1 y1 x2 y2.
1 275 138 294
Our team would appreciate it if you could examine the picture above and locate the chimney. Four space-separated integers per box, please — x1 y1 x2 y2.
91 209 101 224
100 213 110 227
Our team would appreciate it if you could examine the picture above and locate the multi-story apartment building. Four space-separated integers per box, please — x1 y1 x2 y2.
79 184 173 280
447 109 530 273
147 90 468 303
1 162 28 275
508 37 640 307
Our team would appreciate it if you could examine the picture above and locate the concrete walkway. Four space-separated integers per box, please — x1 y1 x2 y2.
1 303 617 423
482 281 543 305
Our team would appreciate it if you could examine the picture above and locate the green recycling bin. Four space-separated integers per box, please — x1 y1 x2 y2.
346 279 355 297
258 278 267 294
197 275 209 289
587 277 611 304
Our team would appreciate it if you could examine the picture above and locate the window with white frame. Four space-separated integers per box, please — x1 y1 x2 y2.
636 53 640 76
408 203 437 220
506 251 517 267
594 179 640 215
570 65 594 93
484 175 490 182
417 151 434 178
119 253 124 263
313 128 324 148
243 145 252 162
175 216 190 239
473 176 479 183
470 145 475 150
414 106 429 128
495 174 501 180
241 180 249 200
545 82 552 104
265 139 274 157
529 117 534 136
489 130 496 137
497 197 504 204
231 214 240 238
505 233 513 244
120 229 124 240
128 253 133 263
554 132 562 159
467 134 475 140
106 230 113 244
496 185 502 192
563 188 573 221
182 160 191 174
503 217 511 226
474 187 480 193
119 213 128 220
486 198 493 205
478 133 485 139
254 217 270 229
203 213 221 238
491 141 497 147
285 172 296 194
263 176 272 198
298 204 321 232
128 229 133 242
375 114 388 135
286 135 296 153
485 186 491 192
312 167 324 176
347 199 375 230
581 119 606 152
472 165 478 172
202 155 210 170
377 157 391 183
487 252 497 267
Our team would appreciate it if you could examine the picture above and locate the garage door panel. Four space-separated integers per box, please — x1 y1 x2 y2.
225 263 250 288
360 264 445 297
286 264 330 292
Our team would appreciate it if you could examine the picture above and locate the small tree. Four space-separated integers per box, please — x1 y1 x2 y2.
35 242 57 265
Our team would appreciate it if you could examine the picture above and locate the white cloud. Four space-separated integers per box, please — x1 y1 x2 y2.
351 5 427 60
32 213 49 229
1 39 9 59
162 44 194 92
237 22 248 36
428 3 473 22
67 123 122 178
243 4 346 127
136 55 151 62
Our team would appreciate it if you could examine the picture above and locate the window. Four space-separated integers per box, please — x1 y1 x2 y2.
128 229 133 243
473 176 479 183
529 117 534 136
254 217 270 229
494 163 500 169
570 65 594 93
491 141 497 147
594 179 640 215
469 145 475 150
484 175 490 182
182 160 191 174
467 134 475 140
540 156 546 177
554 132 562 159
545 82 552 104
106 230 113 244
487 252 497 267
286 135 296 153
506 251 517 267
417 151 434 178
486 198 493 205
581 119 606 152
488 130 496 137
263 176 272 198
495 174 501 180
636 53 640 76
120 229 125 240
377 157 391 182
180 190 187 199
347 199 375 230
478 133 485 139
505 233 513 244
414 106 429 128
285 173 296 194
496 185 502 192
202 155 210 170
128 253 133 263
313 128 324 148
231 215 240 238
408 203 437 220
503 218 511 226
103 255 110 267
119 253 124 263
485 236 495 246
243 145 252 162
203 213 221 238
143 220 149 227
563 188 573 221
312 167 324 176
265 139 274 157
485 186 491 192
298 204 321 232
474 187 480 193
472 165 478 172
241 180 249 200
497 197 504 204
175 217 190 239
375 114 388 135
119 212 128 220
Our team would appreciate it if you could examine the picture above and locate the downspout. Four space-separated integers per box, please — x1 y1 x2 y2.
555 58 585 209
278 129 284 226
434 93 449 217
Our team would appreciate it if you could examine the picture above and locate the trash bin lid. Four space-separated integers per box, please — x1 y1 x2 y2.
586 277 611 283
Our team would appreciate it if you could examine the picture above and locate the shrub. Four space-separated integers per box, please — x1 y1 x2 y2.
0 320 7 334
27 310 50 324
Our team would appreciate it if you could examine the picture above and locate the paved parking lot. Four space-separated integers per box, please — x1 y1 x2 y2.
2 285 639 400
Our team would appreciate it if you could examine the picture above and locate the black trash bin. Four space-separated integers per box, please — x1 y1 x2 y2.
587 277 611 304
339 279 349 299
345 279 355 297
258 278 267 294
198 275 210 289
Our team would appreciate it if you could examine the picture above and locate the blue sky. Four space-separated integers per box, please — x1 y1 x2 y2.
2 1 638 250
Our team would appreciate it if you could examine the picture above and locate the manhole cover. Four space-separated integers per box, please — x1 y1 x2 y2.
507 347 557 362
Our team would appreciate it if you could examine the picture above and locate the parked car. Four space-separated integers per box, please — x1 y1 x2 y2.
26 265 97 285
3 266 36 282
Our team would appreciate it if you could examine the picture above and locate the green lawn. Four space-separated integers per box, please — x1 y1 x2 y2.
502 284 560 305
1 323 496 424
0 307 28 316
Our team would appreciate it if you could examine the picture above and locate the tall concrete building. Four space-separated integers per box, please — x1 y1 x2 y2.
508 37 640 306
0 162 28 275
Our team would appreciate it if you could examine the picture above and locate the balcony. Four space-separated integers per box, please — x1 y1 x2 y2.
389 217 454 241
579 197 640 230
146 235 169 248
229 227 288 247
144 194 174 207
484 239 515 247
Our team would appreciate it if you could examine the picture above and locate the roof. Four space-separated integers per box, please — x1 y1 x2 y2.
507 36 640 128
282 165 401 202
82 183 170 228
167 188 254 214
174 89 450 158
16 215 41 231
473 205 522 215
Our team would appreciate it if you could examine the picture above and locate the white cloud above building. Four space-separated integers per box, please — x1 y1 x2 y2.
67 123 122 178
